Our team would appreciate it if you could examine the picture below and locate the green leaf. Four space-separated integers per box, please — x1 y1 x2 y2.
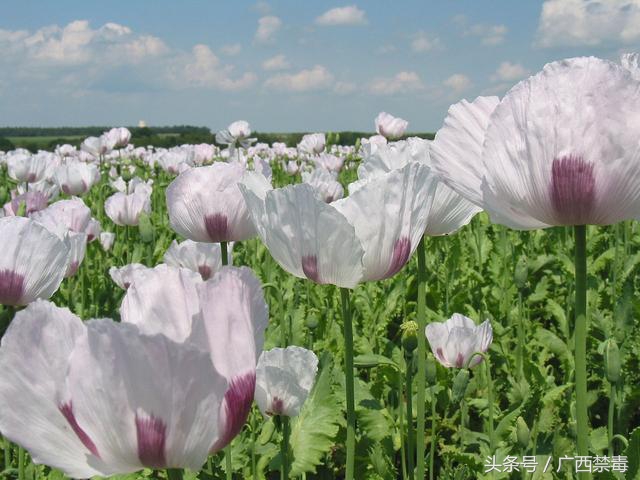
354 354 399 369
625 427 640 479
289 360 342 476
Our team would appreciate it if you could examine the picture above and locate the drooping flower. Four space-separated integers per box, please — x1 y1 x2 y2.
0 300 228 477
54 161 101 196
431 57 640 229
255 346 318 417
166 162 270 243
240 161 437 286
109 263 153 290
0 217 69 306
105 191 151 226
119 266 269 453
301 168 344 203
164 239 232 280
358 138 480 236
298 133 326 155
425 313 493 368
375 112 408 140
99 231 115 252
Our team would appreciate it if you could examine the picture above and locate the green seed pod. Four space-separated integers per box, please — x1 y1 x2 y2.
451 369 470 403
15 200 26 217
514 256 528 288
0 186 8 205
258 418 276 445
401 320 419 354
138 213 154 243
354 137 362 152
516 416 530 448
604 338 621 383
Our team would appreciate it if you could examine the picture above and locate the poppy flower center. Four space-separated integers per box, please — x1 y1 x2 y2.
211 371 256 452
0 270 25 306
136 413 167 468
204 213 229 242
550 155 596 225
385 237 411 278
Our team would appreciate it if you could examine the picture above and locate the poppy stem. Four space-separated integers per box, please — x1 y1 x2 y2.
415 236 427 479
405 353 414 478
428 386 437 480
280 416 290 480
608 382 616 455
166 468 183 480
225 446 232 480
220 241 229 267
17 446 24 480
339 287 355 480
574 225 589 475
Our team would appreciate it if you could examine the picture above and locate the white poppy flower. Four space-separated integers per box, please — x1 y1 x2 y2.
425 313 493 368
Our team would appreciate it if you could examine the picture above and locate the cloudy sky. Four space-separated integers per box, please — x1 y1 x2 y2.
1 0 639 132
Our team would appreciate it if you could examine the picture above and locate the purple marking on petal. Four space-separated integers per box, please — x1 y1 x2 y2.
135 413 167 469
204 213 229 242
325 195 334 203
385 237 411 278
211 372 256 452
59 402 100 458
435 347 445 364
302 255 321 283
123 281 131 289
550 155 596 225
198 265 213 280
62 185 71 195
0 270 25 306
455 353 465 368
267 397 285 416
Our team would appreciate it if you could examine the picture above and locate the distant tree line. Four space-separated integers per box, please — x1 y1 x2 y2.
0 126 435 152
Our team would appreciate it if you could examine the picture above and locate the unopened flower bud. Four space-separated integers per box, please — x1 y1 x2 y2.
425 355 437 384
451 369 470 403
305 309 319 330
516 416 530 448
138 213 154 243
514 256 528 288
604 339 621 383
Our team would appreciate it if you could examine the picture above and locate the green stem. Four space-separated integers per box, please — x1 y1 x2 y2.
221 241 229 266
415 236 427 479
398 375 407 480
340 287 356 480
17 446 24 480
405 353 415 479
608 383 616 455
3 437 10 471
280 416 290 480
486 358 495 452
166 468 183 480
225 445 232 480
429 388 437 480
517 292 525 377
574 225 589 473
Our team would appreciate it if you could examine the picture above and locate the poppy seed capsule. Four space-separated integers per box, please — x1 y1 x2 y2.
138 213 154 243
305 310 319 330
401 320 419 353
604 339 621 383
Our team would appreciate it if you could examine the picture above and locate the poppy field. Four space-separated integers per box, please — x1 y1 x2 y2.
0 55 639 480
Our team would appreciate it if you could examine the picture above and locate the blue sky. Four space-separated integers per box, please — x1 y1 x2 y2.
1 0 639 132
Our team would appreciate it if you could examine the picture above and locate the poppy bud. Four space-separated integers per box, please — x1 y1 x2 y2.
425 355 437 384
451 369 470 403
516 416 530 448
604 338 621 383
514 256 528 288
138 213 154 243
305 309 319 330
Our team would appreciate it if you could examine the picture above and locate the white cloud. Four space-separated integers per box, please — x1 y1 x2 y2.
171 44 257 91
255 15 282 43
265 65 334 91
368 71 424 95
333 81 357 95
411 32 441 53
467 24 508 46
0 21 256 93
376 44 397 55
443 73 472 92
536 0 640 47
0 20 168 66
220 43 242 56
262 54 289 70
491 62 529 82
252 1 271 15
315 5 367 26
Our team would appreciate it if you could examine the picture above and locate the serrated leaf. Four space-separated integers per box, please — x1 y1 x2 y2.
289 361 341 476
